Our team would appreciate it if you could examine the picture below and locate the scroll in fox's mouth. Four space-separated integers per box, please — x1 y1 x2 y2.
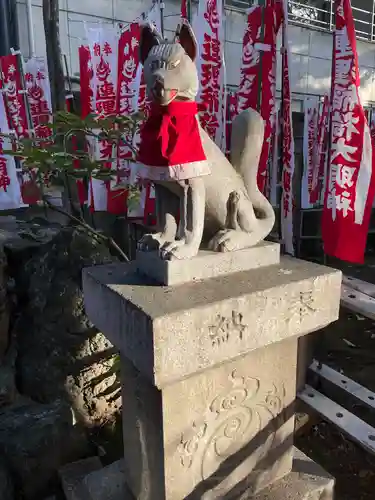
152 80 178 105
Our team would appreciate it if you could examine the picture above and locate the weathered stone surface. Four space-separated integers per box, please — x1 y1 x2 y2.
83 257 341 388
11 225 120 425
252 447 334 500
136 241 280 285
0 400 88 499
120 338 296 500
59 457 102 500
83 459 133 500
0 460 14 500
83 252 341 499
0 364 17 408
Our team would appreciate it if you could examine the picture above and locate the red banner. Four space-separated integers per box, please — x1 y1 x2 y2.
77 45 94 206
322 0 375 263
310 94 329 204
108 22 141 215
280 0 295 255
181 0 188 19
79 46 94 119
237 4 281 194
0 55 42 204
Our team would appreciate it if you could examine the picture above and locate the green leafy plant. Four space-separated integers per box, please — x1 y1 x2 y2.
3 110 145 260
6 110 143 197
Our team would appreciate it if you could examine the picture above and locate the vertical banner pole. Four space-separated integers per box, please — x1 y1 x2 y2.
257 0 265 113
187 0 192 23
64 53 75 113
159 0 165 38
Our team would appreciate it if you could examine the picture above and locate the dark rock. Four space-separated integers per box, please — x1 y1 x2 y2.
0 400 88 500
83 459 134 500
0 460 14 500
0 244 9 359
0 364 17 408
12 225 121 425
59 457 102 500
0 220 123 498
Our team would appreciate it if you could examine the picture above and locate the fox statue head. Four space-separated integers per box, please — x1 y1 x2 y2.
139 21 199 106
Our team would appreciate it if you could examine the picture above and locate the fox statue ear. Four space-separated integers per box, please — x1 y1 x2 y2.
179 20 198 62
139 24 162 64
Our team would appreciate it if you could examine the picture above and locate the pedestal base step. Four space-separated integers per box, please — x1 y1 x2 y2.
253 448 334 500
58 448 333 500
59 457 102 500
82 459 132 500
136 241 280 285
59 458 132 500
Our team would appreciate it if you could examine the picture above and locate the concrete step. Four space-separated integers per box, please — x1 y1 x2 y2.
58 450 332 500
59 457 102 500
83 459 134 500
252 447 334 500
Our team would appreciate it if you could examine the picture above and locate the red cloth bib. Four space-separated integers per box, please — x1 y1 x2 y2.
136 101 209 181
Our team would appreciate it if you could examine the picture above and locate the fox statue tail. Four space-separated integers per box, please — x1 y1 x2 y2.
230 108 275 240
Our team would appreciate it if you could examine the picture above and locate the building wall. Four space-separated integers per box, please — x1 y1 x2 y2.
15 0 375 106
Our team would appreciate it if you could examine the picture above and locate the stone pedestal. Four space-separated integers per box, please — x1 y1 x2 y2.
83 247 341 500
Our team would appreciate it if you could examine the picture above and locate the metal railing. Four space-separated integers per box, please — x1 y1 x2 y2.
225 0 375 42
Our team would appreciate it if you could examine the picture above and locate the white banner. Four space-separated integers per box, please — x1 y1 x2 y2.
301 97 319 209
85 24 120 211
23 57 53 131
0 94 23 209
128 3 161 219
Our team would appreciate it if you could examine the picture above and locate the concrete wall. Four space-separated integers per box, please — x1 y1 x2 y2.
15 0 375 107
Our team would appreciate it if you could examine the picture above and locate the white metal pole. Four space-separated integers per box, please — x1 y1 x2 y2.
26 0 36 58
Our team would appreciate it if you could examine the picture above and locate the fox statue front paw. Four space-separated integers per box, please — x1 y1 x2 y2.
160 240 199 260
138 232 167 252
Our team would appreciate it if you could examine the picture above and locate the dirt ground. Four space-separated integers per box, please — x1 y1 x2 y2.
296 258 375 500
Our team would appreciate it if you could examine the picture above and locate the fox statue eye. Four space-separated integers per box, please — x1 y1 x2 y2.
151 60 170 71
168 59 181 70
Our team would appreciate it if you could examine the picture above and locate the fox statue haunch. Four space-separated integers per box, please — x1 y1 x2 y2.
136 21 275 260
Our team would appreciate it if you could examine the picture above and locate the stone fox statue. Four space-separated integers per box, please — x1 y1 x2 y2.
136 21 275 260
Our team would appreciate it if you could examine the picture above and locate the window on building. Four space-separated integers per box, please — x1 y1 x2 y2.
224 0 253 10
224 0 375 42
289 0 331 31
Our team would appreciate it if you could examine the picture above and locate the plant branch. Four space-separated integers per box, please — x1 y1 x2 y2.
42 197 129 262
